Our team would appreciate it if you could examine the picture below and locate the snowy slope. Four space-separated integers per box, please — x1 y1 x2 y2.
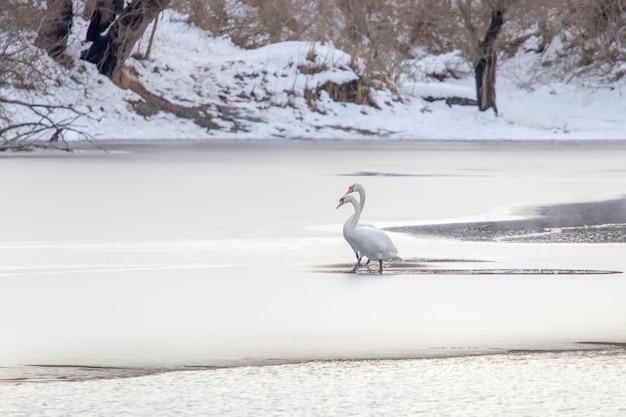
3 10 626 141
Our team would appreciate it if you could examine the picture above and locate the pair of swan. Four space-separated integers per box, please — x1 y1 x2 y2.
337 183 401 274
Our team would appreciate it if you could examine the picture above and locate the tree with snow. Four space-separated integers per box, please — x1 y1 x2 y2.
455 0 515 115
81 0 169 79
36 0 168 80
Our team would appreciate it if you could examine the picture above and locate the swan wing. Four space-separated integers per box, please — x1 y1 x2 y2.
353 227 399 261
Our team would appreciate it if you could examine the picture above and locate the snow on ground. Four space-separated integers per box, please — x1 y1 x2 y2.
3 9 626 141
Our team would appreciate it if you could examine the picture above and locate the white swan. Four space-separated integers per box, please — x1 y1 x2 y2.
343 183 374 267
337 194 401 274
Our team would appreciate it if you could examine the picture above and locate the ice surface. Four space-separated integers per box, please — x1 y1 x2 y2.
1 141 625 376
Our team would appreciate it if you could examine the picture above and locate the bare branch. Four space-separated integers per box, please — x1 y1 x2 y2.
0 97 94 152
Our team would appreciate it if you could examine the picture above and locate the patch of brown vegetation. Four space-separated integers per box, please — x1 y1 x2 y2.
305 76 378 113
116 67 219 130
321 78 377 107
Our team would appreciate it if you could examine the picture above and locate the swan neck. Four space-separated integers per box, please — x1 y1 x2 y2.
357 189 366 214
349 199 361 228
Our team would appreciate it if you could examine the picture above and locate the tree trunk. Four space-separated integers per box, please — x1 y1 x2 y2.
474 7 504 114
85 0 124 42
141 12 160 60
82 0 169 79
35 0 73 60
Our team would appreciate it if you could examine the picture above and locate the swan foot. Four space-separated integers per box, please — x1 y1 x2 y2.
350 257 363 273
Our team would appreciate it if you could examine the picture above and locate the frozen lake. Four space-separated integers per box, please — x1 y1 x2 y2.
1 140 625 415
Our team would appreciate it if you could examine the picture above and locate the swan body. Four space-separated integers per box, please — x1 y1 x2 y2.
337 194 401 274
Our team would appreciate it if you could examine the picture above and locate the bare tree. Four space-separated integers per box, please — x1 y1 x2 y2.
81 0 170 79
86 0 125 42
1 1 92 151
455 0 515 114
474 4 505 113
33 0 169 79
556 0 626 80
1 3 49 91
34 0 73 62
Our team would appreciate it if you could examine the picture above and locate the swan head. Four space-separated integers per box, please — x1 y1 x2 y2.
346 183 364 195
336 194 359 209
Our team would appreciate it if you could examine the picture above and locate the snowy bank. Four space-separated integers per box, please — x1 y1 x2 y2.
2 10 626 142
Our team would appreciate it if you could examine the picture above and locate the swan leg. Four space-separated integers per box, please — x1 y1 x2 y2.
351 252 362 272
378 259 383 274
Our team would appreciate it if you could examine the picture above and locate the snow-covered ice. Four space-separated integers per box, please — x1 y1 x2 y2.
1 140 625 370
1 140 626 415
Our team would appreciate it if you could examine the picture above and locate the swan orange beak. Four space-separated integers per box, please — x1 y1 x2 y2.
346 186 354 194
336 200 345 209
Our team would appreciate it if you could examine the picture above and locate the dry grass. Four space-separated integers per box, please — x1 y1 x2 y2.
321 79 377 107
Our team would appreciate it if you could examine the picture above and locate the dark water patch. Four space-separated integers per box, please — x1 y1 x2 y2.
540 198 626 227
579 341 626 349
387 197 626 243
0 365 175 383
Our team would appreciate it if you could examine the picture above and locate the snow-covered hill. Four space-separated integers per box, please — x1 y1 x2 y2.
3 10 626 141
